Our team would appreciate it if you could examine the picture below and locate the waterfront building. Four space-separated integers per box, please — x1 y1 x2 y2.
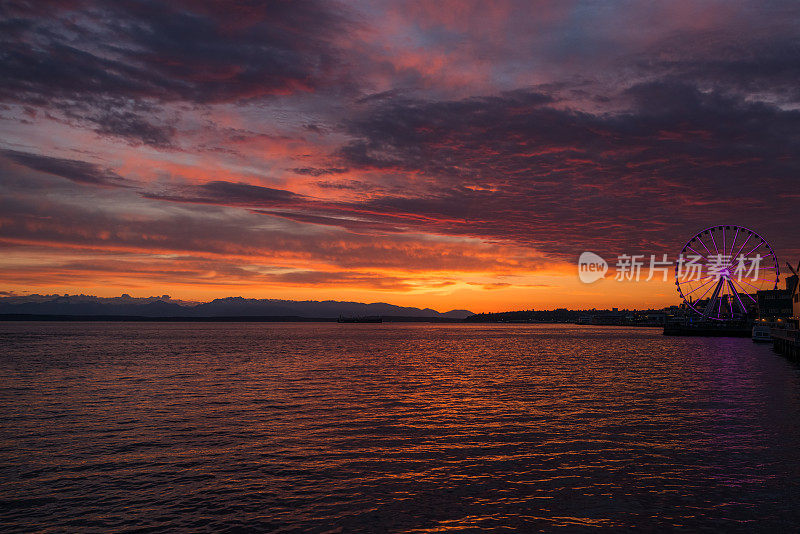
756 288 794 320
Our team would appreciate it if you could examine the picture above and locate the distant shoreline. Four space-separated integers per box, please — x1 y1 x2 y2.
0 314 465 323
0 314 668 326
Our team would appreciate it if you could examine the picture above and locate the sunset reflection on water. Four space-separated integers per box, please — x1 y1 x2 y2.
1 323 800 531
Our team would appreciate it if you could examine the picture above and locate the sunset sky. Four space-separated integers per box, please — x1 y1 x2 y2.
1 0 799 312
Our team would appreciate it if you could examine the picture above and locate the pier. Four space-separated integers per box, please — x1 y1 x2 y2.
772 329 800 360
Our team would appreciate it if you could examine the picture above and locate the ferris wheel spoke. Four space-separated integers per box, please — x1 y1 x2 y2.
721 277 731 316
695 235 714 257
750 275 778 291
685 245 711 262
754 253 777 266
679 273 716 283
721 226 725 256
727 279 748 314
740 239 766 261
709 230 721 256
697 277 722 307
682 276 717 295
703 278 725 317
728 277 758 304
727 233 752 268
728 226 740 261
735 277 764 291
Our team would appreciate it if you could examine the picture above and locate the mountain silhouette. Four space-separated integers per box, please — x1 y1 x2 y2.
0 294 473 319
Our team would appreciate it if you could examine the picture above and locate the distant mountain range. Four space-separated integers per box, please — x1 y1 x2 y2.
0 294 473 319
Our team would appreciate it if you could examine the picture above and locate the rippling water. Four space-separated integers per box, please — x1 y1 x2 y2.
2 322 800 532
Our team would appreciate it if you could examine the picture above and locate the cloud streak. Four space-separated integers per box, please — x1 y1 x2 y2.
2 149 129 187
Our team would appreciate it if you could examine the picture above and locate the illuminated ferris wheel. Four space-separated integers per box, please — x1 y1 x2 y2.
675 225 779 321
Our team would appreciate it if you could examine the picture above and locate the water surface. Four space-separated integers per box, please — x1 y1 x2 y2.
1 323 799 532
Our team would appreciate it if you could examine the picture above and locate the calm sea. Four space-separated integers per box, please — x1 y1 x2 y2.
1 322 799 532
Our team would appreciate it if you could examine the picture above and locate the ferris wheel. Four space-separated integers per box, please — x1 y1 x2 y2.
675 225 779 321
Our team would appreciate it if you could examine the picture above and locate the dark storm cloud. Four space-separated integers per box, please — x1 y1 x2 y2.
90 109 176 148
0 0 352 145
0 0 350 103
335 82 800 258
1 149 128 187
636 31 800 102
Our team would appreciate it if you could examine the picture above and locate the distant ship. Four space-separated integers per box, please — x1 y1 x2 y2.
337 315 382 323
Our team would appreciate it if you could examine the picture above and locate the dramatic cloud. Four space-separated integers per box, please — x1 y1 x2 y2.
292 167 349 177
2 149 129 187
336 83 800 258
144 180 304 207
1 0 799 309
0 0 352 145
0 0 351 103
